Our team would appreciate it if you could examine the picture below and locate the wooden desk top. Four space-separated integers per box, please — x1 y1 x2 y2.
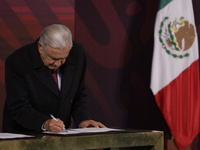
0 129 164 150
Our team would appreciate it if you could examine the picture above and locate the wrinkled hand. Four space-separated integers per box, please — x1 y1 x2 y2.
79 120 106 128
43 118 65 133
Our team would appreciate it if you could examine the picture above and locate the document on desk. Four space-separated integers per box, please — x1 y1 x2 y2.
44 127 124 135
0 133 34 139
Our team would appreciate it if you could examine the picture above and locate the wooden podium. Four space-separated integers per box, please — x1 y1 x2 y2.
0 129 164 150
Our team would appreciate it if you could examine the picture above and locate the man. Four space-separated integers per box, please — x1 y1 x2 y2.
3 24 105 133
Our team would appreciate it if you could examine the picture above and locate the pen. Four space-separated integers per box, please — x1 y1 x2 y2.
50 114 68 132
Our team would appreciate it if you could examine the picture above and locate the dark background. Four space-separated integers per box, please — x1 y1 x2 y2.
0 0 199 149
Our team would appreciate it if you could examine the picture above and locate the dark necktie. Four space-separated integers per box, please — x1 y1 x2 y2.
51 69 58 85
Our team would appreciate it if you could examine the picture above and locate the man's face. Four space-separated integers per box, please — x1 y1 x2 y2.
38 42 71 70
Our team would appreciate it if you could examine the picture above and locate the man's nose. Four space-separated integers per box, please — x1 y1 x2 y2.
54 59 62 67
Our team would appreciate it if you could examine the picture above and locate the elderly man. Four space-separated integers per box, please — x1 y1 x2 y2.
3 24 105 133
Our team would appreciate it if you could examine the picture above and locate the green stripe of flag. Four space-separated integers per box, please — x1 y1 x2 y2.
158 0 173 11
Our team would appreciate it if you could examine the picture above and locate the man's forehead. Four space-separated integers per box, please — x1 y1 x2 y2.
46 46 70 58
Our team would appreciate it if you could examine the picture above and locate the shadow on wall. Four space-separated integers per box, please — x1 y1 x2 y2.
119 71 170 132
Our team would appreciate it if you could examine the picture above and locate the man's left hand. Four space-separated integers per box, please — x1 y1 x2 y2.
79 120 106 128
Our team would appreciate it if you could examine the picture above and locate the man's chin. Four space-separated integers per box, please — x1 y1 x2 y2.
48 66 58 70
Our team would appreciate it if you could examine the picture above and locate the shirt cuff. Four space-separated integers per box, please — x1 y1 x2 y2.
41 123 47 131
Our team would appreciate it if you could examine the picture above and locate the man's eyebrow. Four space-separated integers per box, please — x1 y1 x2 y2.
49 55 66 60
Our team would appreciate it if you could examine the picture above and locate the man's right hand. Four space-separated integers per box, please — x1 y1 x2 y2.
43 118 65 133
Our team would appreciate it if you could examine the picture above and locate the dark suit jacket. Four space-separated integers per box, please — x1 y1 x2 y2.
3 39 90 132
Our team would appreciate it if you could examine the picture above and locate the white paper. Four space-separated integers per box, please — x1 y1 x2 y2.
0 133 34 139
44 127 124 135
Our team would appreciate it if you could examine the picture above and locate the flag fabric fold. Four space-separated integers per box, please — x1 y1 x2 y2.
150 0 200 149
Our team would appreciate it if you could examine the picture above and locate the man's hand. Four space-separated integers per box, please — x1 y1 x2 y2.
43 118 65 133
79 120 106 128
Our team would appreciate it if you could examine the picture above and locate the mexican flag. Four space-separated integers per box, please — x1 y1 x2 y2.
150 0 200 149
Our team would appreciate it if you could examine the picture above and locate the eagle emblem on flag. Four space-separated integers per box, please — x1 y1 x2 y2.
158 17 195 59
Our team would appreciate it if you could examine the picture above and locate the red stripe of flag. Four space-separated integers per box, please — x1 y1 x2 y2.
155 59 200 150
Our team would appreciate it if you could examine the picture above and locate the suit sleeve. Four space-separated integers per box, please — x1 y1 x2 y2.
71 44 90 126
4 56 49 131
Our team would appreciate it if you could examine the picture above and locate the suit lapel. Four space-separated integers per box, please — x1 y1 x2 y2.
60 53 76 102
34 67 60 98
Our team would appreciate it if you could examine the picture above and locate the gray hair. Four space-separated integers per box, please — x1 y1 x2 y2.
39 24 73 50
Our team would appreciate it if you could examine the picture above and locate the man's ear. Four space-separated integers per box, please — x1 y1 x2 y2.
38 42 43 54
